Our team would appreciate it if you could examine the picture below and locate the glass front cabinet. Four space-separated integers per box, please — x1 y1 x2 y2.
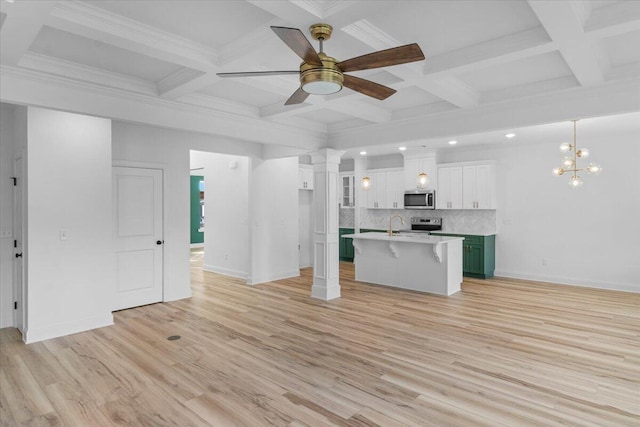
339 173 356 208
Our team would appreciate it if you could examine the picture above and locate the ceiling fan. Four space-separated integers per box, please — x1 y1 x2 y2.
216 23 425 105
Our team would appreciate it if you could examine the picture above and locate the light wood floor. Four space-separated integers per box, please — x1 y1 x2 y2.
1 252 639 426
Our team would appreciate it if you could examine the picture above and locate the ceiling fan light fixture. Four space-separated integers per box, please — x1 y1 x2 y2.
302 78 342 95
300 53 343 95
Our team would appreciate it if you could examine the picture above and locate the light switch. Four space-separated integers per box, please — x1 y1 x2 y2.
59 229 70 240
0 228 12 239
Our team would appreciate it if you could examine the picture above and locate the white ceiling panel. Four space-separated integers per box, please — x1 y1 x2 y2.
364 0 542 57
84 0 275 48
200 79 287 108
297 108 356 124
362 86 443 110
458 51 574 93
29 26 183 81
1 0 638 152
602 30 640 67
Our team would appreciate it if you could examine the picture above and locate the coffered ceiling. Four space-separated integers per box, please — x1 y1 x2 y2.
1 0 638 155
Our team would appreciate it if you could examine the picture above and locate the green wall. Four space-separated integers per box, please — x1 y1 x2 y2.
190 175 204 244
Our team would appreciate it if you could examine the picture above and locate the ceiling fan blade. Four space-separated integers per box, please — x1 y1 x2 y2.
271 26 323 66
343 74 397 100
216 71 299 78
337 43 425 72
285 87 310 105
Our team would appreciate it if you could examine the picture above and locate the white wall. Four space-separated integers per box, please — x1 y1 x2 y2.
190 151 250 279
438 134 640 292
25 107 114 343
0 104 16 328
250 156 299 284
298 190 313 268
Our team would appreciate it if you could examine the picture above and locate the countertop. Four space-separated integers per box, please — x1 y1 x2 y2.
342 232 464 245
341 228 496 237
431 230 496 237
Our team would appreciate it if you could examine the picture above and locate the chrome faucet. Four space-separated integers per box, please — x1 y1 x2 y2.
388 214 405 236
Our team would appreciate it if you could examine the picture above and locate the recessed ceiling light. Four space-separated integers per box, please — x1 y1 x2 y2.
398 146 407 151
505 133 516 138
360 151 367 155
448 140 458 145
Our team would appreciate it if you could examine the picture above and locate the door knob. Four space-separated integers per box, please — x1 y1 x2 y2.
15 253 22 258
156 240 163 245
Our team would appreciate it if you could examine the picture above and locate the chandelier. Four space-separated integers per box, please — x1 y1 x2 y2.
552 120 601 188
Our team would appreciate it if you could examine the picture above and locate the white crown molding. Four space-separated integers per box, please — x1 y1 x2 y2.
329 77 640 149
176 93 259 118
391 101 458 122
48 1 218 71
527 0 603 86
19 52 157 95
422 27 555 78
0 65 326 149
290 0 324 19
341 19 401 51
267 115 328 135
480 75 579 105
584 0 640 39
157 68 207 95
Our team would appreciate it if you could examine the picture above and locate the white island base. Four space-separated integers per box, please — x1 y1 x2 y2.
343 233 464 296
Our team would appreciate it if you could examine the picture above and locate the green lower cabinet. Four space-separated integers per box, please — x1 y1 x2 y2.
434 233 495 279
339 228 355 262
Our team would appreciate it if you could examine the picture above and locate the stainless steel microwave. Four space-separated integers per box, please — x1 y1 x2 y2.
404 190 435 209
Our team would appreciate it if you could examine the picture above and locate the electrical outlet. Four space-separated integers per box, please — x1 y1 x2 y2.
0 228 12 238
224 254 229 260
542 258 548 266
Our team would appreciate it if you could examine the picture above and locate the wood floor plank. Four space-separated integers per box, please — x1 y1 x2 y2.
1 254 638 426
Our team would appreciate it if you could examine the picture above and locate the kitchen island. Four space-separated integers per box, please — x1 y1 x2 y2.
342 232 464 296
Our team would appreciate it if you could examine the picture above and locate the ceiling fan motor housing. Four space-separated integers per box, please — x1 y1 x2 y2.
300 52 343 95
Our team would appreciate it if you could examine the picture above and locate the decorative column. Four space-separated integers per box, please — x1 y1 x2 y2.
310 148 344 300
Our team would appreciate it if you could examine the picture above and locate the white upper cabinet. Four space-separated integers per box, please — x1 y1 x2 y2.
366 171 387 209
298 166 313 190
365 169 404 209
462 164 496 209
438 162 496 210
437 166 463 209
339 173 355 208
386 170 404 209
403 154 437 190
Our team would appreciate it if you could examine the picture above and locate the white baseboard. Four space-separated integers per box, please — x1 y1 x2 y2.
190 243 204 249
248 269 300 285
164 287 192 302
203 264 248 280
493 270 640 293
23 312 114 344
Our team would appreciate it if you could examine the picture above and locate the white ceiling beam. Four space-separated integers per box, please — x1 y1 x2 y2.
584 0 640 39
415 77 479 109
423 27 555 77
527 0 603 86
0 65 326 150
0 1 54 65
328 78 640 149
46 1 218 72
19 52 157 95
341 19 480 108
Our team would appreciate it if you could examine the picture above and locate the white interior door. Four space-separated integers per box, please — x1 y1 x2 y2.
113 167 163 311
13 156 24 332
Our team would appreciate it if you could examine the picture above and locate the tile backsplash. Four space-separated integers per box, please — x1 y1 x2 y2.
340 208 496 235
